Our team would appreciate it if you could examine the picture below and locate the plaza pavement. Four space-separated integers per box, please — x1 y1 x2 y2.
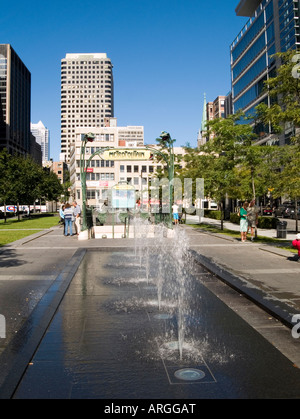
0 216 299 397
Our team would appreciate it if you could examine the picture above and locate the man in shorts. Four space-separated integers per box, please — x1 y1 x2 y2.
172 203 179 225
247 199 259 241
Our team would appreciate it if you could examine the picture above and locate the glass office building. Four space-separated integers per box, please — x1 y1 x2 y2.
0 44 31 155
231 0 300 143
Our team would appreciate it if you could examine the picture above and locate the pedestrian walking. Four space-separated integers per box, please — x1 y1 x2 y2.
247 199 259 241
292 233 300 262
63 203 74 236
73 201 81 235
172 203 179 225
238 201 249 242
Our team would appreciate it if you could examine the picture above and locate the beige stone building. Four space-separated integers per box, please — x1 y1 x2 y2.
69 121 185 210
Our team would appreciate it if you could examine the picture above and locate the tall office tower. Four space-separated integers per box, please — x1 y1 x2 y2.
231 0 300 144
31 120 50 162
60 53 114 163
0 44 31 155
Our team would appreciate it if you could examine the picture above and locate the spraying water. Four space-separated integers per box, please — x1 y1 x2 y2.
133 216 191 360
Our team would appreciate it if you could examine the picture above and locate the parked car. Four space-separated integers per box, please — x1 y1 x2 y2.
274 202 297 218
290 207 300 219
283 206 295 218
262 206 273 216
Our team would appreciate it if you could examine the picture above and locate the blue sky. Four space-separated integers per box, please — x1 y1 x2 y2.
1 0 248 161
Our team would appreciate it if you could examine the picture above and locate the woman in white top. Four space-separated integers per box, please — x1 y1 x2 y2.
63 203 74 236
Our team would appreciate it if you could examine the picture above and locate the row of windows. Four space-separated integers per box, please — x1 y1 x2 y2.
62 80 111 85
234 76 267 112
120 165 160 173
61 86 111 94
85 173 115 181
61 105 111 112
76 159 115 168
233 54 267 98
62 67 109 73
61 60 111 67
232 32 266 80
232 12 265 62
61 75 111 81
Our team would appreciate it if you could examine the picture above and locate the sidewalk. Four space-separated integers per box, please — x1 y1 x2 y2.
183 222 300 323
0 222 299 397
186 214 297 240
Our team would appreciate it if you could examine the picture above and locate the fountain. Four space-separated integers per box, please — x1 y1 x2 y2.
11 215 300 399
133 217 192 361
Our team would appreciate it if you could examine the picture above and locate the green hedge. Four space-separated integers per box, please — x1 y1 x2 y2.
257 216 278 229
230 212 278 229
204 210 222 219
204 210 280 229
230 213 240 224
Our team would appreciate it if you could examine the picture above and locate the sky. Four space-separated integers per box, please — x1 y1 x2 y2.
1 0 248 161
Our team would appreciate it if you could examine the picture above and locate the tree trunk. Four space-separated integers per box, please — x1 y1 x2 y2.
295 198 299 233
220 201 224 230
251 168 256 200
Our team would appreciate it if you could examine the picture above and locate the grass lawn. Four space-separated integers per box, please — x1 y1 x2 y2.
0 214 60 246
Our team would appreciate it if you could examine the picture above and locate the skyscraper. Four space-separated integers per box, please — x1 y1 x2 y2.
0 44 31 155
31 120 50 162
60 53 114 163
231 0 300 144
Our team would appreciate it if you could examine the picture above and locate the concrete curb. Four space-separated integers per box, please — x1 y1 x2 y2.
0 248 86 399
189 249 299 331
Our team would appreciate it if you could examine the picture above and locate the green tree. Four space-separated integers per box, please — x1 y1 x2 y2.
8 154 44 219
40 169 63 205
256 50 300 143
183 113 279 228
255 49 300 228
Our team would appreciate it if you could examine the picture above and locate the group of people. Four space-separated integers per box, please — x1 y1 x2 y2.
239 200 300 261
238 199 259 242
59 201 81 236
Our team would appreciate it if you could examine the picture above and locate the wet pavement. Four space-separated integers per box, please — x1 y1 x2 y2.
11 249 300 399
0 223 300 399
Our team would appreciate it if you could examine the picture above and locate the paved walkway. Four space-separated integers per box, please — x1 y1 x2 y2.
0 220 299 398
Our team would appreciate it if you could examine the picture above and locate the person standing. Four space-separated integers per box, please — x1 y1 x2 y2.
73 201 81 235
239 201 249 242
292 233 300 262
172 202 179 225
59 204 65 235
63 203 74 236
247 199 259 241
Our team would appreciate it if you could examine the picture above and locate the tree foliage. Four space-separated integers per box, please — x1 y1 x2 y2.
0 150 63 221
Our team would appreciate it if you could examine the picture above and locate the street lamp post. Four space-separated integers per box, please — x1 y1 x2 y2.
80 132 95 231
158 131 175 229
